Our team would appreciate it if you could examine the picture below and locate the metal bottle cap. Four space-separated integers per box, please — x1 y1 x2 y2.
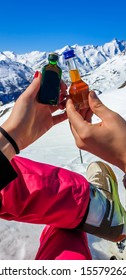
48 53 59 62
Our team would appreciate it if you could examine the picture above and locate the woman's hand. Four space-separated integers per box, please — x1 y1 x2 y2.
2 72 67 151
66 91 126 172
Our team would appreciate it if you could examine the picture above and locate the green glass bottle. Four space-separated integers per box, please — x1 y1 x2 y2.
38 53 62 105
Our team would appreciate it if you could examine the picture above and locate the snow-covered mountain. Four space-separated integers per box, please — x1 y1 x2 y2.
84 51 126 94
0 38 126 260
0 52 33 104
0 38 126 104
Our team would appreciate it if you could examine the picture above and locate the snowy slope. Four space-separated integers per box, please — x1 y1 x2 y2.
0 85 126 260
84 52 126 94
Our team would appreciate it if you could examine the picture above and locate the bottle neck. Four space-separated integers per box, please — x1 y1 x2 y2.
65 57 81 82
65 57 77 70
49 61 57 65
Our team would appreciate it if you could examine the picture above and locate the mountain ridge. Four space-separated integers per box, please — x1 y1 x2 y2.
0 38 126 104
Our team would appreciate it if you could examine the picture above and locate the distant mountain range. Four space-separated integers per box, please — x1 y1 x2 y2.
0 38 126 104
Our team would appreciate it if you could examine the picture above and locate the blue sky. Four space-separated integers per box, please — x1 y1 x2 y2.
0 0 126 53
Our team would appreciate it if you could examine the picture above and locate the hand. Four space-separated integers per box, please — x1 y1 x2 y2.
66 91 126 172
58 79 68 109
2 72 67 151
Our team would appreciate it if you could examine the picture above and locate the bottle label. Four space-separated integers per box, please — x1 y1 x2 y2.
45 64 61 76
38 64 62 105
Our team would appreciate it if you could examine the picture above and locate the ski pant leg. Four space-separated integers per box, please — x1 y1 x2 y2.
35 225 92 260
0 156 90 229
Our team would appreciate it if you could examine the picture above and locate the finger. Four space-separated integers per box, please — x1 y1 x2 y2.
59 85 68 104
52 111 67 125
49 95 68 112
22 72 42 99
66 98 91 135
49 100 67 113
49 105 59 113
58 99 67 110
89 91 113 121
69 123 88 150
48 81 68 113
59 80 68 94
79 107 90 120
78 107 93 123
60 80 67 91
85 108 93 123
69 121 78 138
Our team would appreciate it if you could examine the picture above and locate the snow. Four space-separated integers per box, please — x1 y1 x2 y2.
0 85 126 260
0 39 126 260
84 52 126 94
1 39 126 104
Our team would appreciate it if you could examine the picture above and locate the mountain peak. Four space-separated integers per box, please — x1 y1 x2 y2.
0 38 126 104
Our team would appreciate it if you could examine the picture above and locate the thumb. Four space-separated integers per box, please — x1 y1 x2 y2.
22 71 42 99
89 91 112 120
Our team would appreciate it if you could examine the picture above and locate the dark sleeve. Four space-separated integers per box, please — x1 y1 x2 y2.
0 151 17 190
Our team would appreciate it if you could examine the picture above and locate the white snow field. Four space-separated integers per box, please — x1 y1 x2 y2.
0 85 126 260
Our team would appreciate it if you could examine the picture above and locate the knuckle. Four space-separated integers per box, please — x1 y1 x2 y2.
94 101 103 110
76 138 89 150
107 110 120 121
79 127 91 141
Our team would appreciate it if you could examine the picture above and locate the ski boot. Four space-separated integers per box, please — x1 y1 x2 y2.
81 161 126 242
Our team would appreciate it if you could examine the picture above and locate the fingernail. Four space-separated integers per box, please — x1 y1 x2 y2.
34 71 39 79
90 91 98 99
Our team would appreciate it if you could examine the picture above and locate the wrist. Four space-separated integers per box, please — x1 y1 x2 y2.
0 123 20 160
1 121 23 151
0 132 16 160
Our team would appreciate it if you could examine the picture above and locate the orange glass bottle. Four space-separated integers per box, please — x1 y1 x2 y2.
63 49 89 109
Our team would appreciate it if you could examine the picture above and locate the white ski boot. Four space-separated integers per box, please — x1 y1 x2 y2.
81 161 126 242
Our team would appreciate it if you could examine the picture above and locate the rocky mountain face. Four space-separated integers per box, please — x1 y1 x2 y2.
0 38 126 104
0 52 33 104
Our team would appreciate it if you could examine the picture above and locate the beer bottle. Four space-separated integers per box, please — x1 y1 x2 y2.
63 49 89 109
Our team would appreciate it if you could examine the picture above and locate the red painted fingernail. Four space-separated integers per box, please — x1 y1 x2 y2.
34 71 39 79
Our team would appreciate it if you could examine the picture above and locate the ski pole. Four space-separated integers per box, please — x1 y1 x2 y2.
79 149 83 164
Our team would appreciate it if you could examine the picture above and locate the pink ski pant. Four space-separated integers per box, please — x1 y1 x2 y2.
0 156 92 260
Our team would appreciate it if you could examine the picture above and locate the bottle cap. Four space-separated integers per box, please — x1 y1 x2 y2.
48 53 59 62
63 49 75 59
